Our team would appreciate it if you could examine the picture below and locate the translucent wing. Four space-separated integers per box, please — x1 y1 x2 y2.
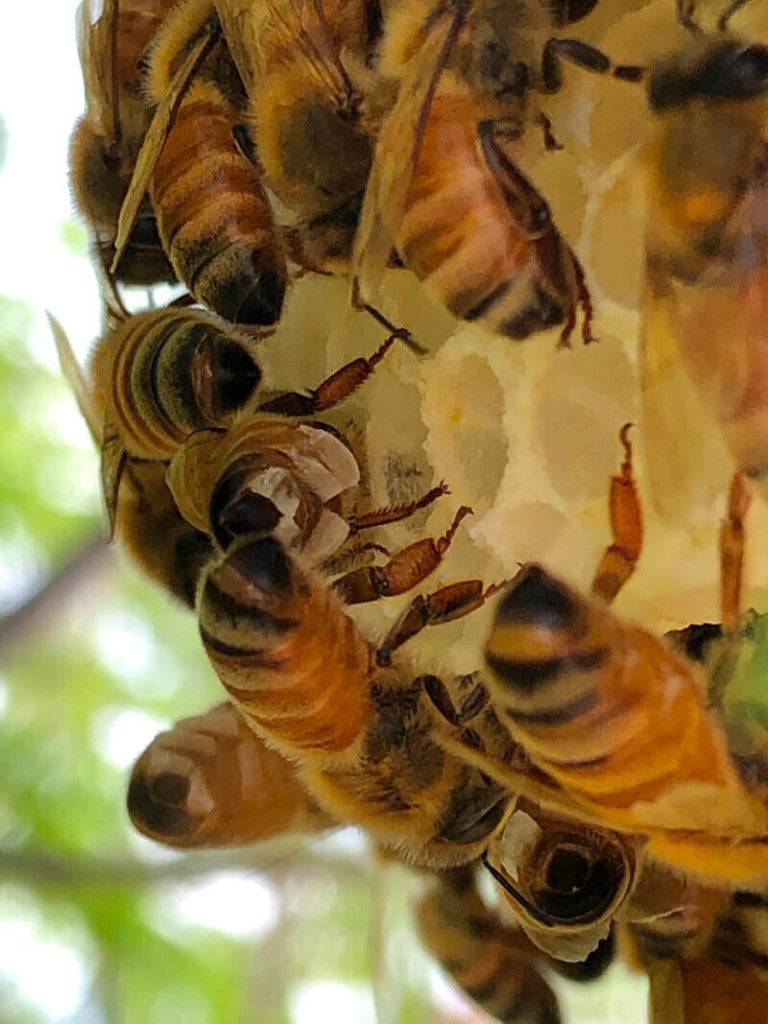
111 20 217 274
640 273 733 525
255 0 358 102
100 425 126 537
77 0 119 142
48 313 101 444
351 2 467 304
213 0 259 88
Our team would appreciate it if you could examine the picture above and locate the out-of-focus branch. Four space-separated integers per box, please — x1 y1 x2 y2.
0 532 112 659
0 844 370 888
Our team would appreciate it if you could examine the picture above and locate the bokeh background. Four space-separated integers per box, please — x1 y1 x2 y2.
0 1 659 1021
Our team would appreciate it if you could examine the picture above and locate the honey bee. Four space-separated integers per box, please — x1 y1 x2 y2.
129 700 334 845
353 0 643 344
51 314 214 606
130 699 624 1022
214 0 388 273
473 431 768 887
84 302 262 534
642 37 768 519
113 0 289 325
166 332 468 592
195 531 510 867
70 0 177 286
415 865 563 1024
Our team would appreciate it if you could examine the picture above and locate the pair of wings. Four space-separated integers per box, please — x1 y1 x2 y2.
49 313 127 536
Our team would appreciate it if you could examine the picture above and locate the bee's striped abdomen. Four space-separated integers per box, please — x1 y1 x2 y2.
485 564 767 837
151 80 287 325
93 306 261 460
199 535 373 754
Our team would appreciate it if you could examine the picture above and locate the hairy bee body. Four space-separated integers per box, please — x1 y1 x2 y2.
52 315 215 606
197 535 508 867
93 306 261 461
351 0 639 342
234 0 387 271
114 456 213 607
416 868 562 1024
629 878 768 1024
643 40 768 513
145 0 288 323
70 0 177 284
80 302 262 536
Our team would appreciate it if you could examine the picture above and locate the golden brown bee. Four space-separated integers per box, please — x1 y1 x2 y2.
475 434 768 888
415 866 563 1024
214 0 388 273
70 0 177 286
128 700 334 845
353 0 643 344
113 0 289 324
642 38 768 518
85 303 262 534
51 314 214 606
194 530 509 868
130 701 627 1023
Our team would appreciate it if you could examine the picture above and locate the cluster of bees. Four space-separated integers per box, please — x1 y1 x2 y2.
55 0 768 1018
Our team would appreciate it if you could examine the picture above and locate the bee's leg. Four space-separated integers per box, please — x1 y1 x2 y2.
590 423 642 604
333 506 473 605
570 249 595 346
720 472 751 635
376 579 508 666
351 281 427 355
421 673 490 728
537 112 563 152
676 0 700 29
717 0 751 30
540 38 644 95
256 333 398 415
349 481 449 534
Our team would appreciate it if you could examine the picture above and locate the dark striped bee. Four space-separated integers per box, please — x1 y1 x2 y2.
642 37 768 521
475 435 768 889
69 0 177 287
353 0 644 344
74 302 262 535
113 0 289 325
51 314 215 606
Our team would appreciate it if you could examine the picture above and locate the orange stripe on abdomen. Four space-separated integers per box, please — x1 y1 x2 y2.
203 580 372 754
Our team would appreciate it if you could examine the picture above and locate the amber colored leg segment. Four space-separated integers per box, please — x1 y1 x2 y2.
350 481 449 533
333 506 473 605
376 579 508 665
257 333 397 416
591 424 643 604
720 472 751 634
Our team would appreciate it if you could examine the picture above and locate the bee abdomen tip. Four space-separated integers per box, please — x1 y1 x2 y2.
494 565 579 629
